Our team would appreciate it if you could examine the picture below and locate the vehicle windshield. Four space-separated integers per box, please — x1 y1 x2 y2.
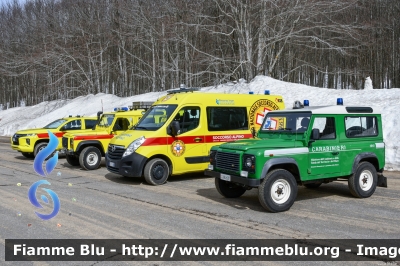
131 104 178 131
98 114 115 127
261 112 311 133
44 119 67 129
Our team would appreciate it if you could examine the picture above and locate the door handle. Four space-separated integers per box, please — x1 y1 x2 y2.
332 151 339 155
194 137 203 142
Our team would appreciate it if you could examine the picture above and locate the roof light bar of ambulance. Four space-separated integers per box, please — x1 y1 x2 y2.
337 98 344 105
264 90 270 95
303 100 309 107
114 107 129 112
249 91 254 94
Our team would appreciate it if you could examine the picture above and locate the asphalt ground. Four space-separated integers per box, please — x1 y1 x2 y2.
1 139 400 266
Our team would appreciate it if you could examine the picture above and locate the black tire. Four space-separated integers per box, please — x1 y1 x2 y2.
348 162 377 198
34 142 48 157
304 182 322 189
143 158 169 185
21 152 34 158
79 146 102 170
215 178 246 198
66 154 80 166
258 169 298 213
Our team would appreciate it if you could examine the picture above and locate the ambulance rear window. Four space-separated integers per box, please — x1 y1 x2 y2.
207 107 248 131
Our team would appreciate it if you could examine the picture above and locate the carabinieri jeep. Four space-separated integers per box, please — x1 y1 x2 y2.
205 99 387 212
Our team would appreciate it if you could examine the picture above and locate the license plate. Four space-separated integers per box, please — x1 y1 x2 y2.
220 173 231 181
109 162 115 167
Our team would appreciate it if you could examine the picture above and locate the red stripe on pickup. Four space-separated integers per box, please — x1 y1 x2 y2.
37 132 65 138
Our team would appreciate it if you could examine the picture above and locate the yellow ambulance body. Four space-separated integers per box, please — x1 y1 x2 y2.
105 88 285 185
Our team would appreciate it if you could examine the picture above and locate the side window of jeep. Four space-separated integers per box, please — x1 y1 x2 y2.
85 119 97 129
113 118 130 131
312 117 336 139
207 107 248 131
345 116 378 137
63 119 82 130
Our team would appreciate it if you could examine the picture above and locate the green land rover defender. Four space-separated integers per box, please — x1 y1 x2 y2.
205 99 387 212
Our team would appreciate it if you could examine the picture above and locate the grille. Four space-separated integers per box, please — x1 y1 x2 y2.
62 137 68 148
107 145 125 160
215 151 240 172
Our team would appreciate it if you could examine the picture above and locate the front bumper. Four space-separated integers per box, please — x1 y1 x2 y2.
105 152 147 177
62 148 76 156
204 169 261 187
11 143 33 153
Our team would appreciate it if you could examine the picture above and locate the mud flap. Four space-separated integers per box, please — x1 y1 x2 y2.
377 174 387 188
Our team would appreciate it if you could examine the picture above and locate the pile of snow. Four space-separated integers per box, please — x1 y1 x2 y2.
364 77 373 90
0 76 398 171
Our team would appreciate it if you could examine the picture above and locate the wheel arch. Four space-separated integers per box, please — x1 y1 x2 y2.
352 153 379 174
76 141 105 156
261 158 301 183
146 154 173 176
34 139 49 147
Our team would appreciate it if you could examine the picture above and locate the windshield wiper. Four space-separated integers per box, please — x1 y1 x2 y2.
278 127 292 131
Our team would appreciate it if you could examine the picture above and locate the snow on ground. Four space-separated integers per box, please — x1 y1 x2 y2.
0 75 399 171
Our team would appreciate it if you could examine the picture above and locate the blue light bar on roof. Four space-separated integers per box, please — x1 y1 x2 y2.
337 98 343 105
249 91 254 94
264 90 270 95
114 107 129 111
303 100 309 106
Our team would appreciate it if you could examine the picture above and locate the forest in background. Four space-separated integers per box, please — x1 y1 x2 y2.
0 0 398 107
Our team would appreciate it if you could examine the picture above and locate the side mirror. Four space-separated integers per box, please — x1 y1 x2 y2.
311 128 320 140
169 121 180 136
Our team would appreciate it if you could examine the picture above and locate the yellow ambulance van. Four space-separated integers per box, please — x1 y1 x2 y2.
105 88 285 185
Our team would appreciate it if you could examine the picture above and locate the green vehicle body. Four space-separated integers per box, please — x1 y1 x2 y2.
205 102 387 212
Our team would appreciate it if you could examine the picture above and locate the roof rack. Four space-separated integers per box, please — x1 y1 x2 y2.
129 101 154 110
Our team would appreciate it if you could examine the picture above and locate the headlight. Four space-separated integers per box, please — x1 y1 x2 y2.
245 157 253 168
25 133 37 137
243 155 255 173
122 136 145 157
209 150 217 166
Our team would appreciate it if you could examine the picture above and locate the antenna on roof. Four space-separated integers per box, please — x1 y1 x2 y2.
101 99 104 112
